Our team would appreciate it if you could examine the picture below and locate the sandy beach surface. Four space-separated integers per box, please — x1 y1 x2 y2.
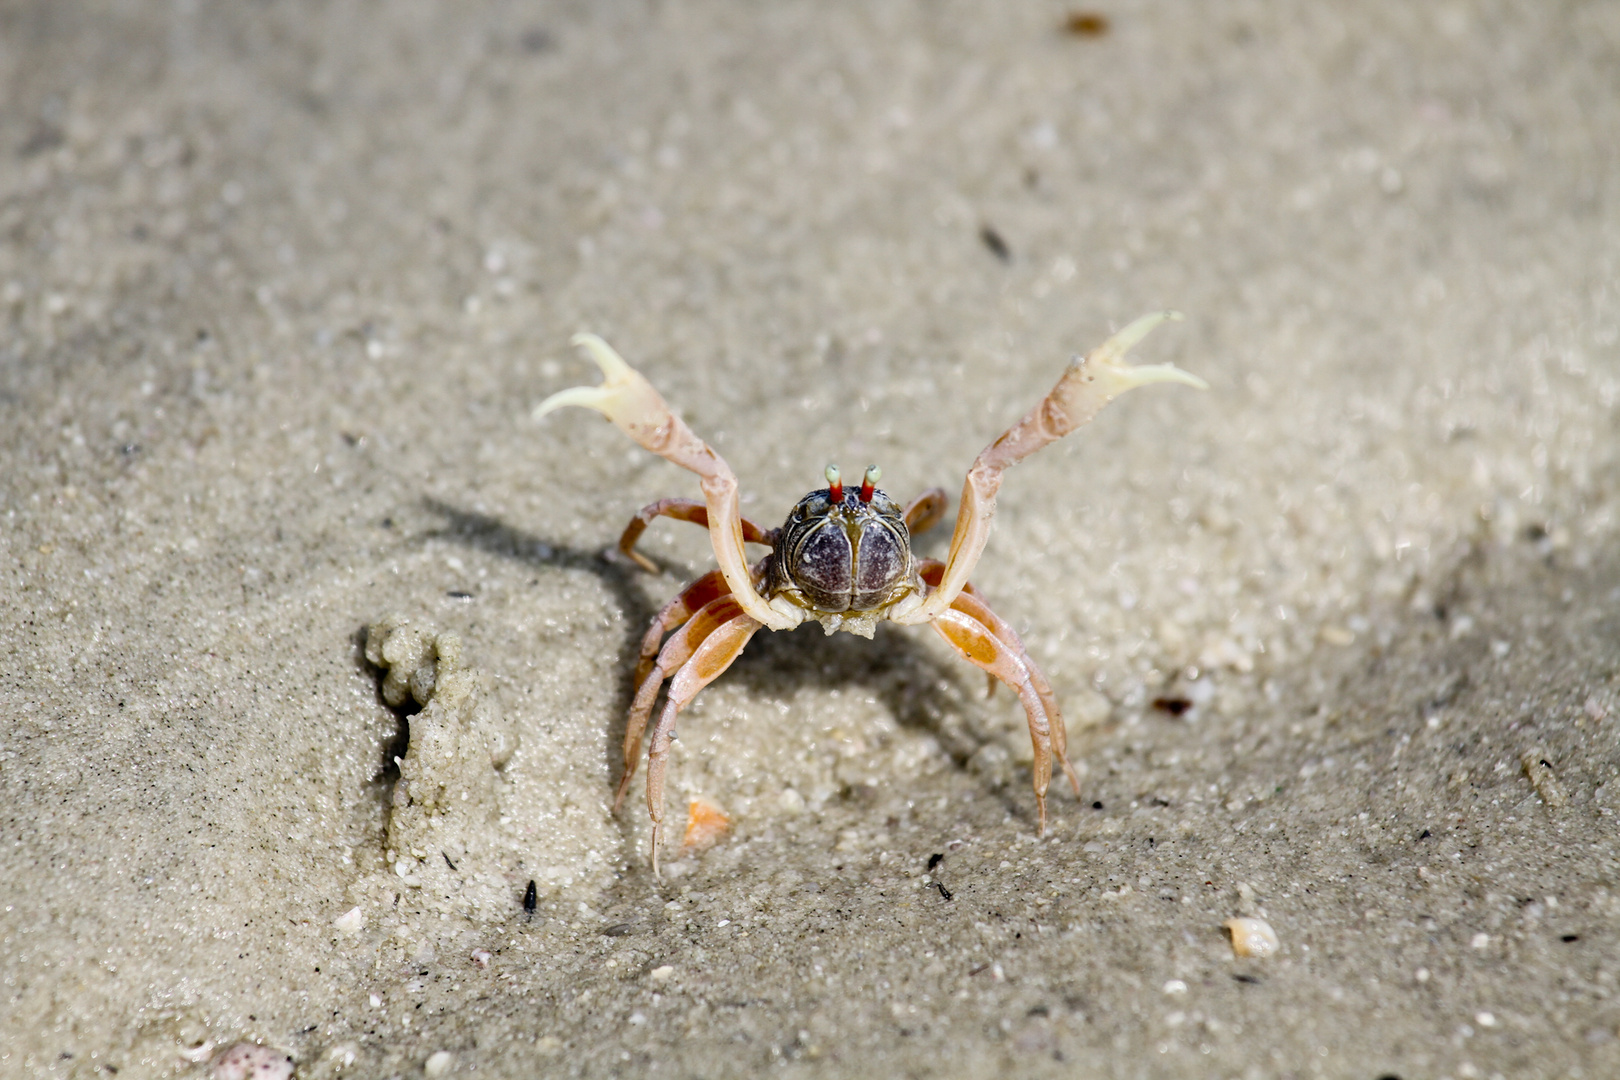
3 2 1618 1077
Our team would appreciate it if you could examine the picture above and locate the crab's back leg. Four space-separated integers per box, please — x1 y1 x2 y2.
643 610 762 875
633 569 730 689
535 334 798 631
918 559 1082 798
931 607 1059 836
618 497 776 574
950 590 1082 798
902 488 949 536
621 557 770 807
614 581 740 809
895 313 1205 624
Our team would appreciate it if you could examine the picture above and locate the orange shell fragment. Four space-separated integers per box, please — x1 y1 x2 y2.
681 795 731 853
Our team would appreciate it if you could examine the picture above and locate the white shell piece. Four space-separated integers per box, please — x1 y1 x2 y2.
1224 916 1280 958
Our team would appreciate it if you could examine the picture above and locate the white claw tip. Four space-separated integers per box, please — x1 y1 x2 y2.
1087 310 1207 393
532 333 639 421
569 332 636 380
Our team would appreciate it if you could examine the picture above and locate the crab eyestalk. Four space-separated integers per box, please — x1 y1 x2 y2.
858 464 881 503
825 464 843 501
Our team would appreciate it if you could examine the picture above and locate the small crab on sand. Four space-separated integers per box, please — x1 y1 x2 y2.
538 313 1205 872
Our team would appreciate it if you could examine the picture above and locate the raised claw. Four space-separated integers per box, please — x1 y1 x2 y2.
899 310 1205 623
533 333 674 452
1082 311 1208 398
534 333 800 632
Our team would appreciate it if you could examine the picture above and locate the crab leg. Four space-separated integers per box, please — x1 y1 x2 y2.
535 334 801 631
931 607 1061 836
952 591 1082 798
643 610 762 875
614 584 740 807
618 497 776 574
902 487 949 536
620 556 772 806
632 570 731 689
895 312 1205 624
917 559 1082 796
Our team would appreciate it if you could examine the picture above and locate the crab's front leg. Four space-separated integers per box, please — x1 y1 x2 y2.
535 334 801 631
894 312 1206 624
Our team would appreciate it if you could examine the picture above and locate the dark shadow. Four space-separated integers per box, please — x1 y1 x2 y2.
420 495 658 695
350 623 416 781
419 497 668 826
723 620 994 771
419 497 1034 830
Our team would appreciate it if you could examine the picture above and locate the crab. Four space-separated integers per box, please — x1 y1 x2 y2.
536 312 1205 872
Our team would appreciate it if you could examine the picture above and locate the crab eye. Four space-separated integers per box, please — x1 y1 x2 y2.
858 464 881 503
824 463 843 502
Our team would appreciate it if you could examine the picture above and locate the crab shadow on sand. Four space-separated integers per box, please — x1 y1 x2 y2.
418 497 1047 843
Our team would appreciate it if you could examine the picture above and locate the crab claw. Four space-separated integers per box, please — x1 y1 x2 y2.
532 333 678 452
534 333 798 632
901 310 1205 623
1079 310 1208 399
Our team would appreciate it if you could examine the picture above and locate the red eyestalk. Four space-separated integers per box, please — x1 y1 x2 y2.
824 464 843 501
859 464 881 502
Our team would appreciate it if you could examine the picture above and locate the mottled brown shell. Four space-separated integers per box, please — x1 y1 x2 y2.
766 486 913 614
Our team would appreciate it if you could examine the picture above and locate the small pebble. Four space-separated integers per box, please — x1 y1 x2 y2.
1223 916 1280 958
333 906 365 934
424 1049 454 1076
649 965 675 982
1162 979 1188 995
1521 751 1568 808
1319 625 1355 646
211 1042 294 1080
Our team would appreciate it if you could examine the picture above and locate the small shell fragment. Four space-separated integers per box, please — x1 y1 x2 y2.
471 948 493 969
1223 916 1280 958
179 1041 215 1064
1520 750 1567 808
333 906 365 935
681 795 731 853
211 1042 295 1080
